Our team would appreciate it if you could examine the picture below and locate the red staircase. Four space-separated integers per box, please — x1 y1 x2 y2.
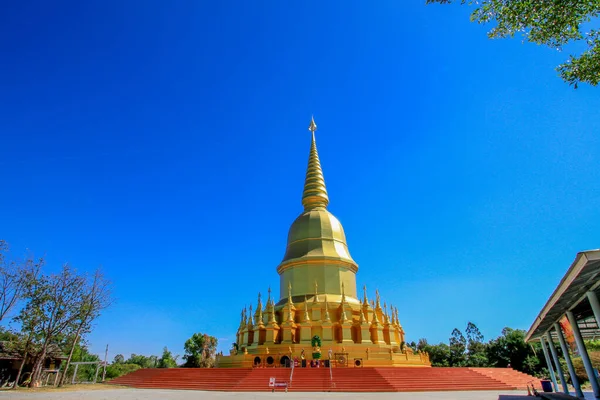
108 366 538 392
376 367 512 392
469 367 541 390
108 368 253 390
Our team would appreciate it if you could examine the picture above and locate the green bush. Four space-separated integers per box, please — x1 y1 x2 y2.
571 351 600 384
104 363 141 380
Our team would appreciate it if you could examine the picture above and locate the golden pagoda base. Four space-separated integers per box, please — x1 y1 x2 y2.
217 343 430 368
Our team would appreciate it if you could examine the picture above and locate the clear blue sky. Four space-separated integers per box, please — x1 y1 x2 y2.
1 1 599 361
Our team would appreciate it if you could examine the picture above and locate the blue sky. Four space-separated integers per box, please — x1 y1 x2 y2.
1 1 599 361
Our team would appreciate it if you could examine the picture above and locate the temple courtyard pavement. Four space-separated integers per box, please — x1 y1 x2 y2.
1 388 598 400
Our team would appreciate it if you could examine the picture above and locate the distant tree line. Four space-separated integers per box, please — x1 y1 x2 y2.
407 323 547 375
105 332 219 379
408 322 600 384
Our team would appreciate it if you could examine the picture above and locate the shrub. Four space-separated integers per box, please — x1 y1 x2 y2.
571 351 600 383
104 363 141 380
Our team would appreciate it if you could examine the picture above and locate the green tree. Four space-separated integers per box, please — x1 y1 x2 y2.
59 269 112 386
407 341 418 352
486 327 540 374
426 0 600 88
125 353 158 368
157 347 179 368
424 342 451 367
465 322 488 367
449 328 467 366
183 333 218 368
0 240 43 322
113 354 125 364
14 264 87 387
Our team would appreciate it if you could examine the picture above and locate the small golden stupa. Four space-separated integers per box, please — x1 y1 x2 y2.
218 118 430 368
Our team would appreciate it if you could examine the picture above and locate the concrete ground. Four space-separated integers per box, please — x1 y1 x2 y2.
0 388 596 400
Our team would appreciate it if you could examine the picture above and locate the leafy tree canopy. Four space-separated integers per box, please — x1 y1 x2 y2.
113 354 125 364
125 353 158 369
426 0 600 87
183 332 218 368
449 328 467 367
157 347 179 368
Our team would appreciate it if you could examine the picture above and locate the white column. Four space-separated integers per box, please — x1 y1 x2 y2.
588 291 600 328
546 331 569 394
540 336 559 392
554 322 584 398
567 310 600 398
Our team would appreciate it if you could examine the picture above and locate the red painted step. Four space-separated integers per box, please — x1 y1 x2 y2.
107 367 534 392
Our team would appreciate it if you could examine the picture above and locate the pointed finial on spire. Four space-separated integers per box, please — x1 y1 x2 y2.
341 282 346 304
309 116 317 135
302 117 329 210
324 294 331 322
375 289 381 309
313 280 319 303
288 281 293 304
363 285 369 306
304 295 311 322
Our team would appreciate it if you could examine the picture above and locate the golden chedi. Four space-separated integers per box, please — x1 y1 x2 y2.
218 118 430 368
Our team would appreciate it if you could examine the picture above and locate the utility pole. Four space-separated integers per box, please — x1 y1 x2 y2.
101 344 109 382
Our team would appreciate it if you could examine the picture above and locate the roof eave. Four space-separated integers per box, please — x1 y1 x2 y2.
525 249 600 342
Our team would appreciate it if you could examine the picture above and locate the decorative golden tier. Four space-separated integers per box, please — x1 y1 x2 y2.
218 118 430 368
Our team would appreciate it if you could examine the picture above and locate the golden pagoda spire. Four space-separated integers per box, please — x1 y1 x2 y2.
359 307 367 324
287 282 295 323
324 294 331 322
340 307 348 323
240 308 246 328
313 280 319 303
341 282 346 305
383 302 390 325
248 305 254 328
304 295 311 322
363 285 369 306
302 117 329 211
375 289 382 310
256 293 264 327
371 306 380 325
269 306 278 325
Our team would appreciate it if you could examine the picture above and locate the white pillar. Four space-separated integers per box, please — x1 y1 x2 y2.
588 291 600 328
546 331 569 394
554 322 584 398
540 336 559 392
567 310 600 398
